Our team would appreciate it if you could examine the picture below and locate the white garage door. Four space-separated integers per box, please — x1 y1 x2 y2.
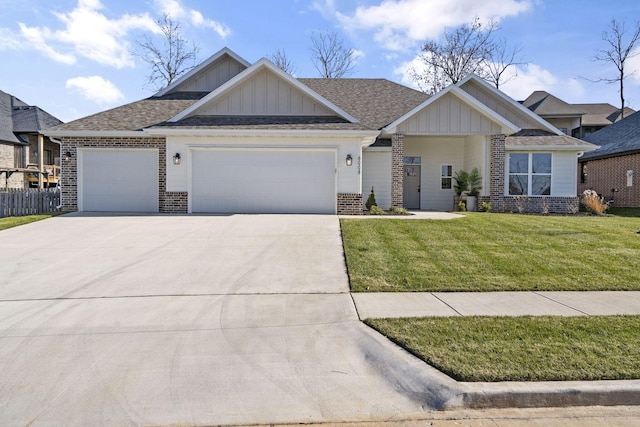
80 149 158 212
191 150 336 214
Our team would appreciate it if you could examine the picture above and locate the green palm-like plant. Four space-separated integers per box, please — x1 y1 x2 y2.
467 168 482 197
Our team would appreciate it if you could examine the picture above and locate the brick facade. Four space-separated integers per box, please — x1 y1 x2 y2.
0 142 25 189
59 136 188 213
489 134 506 213
391 133 404 207
337 193 363 215
579 154 640 207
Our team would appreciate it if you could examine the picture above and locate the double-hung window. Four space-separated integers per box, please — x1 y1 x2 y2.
508 153 551 196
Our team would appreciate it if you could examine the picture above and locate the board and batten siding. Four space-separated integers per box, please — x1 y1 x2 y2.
362 150 392 209
175 56 246 93
460 80 541 130
463 135 489 196
396 93 502 135
201 69 335 116
551 151 579 196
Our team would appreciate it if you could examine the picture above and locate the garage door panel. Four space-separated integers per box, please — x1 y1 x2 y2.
191 150 335 214
81 150 158 212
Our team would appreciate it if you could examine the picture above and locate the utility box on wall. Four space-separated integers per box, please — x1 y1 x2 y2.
627 170 634 187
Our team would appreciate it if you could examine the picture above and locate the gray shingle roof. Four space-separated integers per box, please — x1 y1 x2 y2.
0 89 63 143
573 103 635 127
50 92 208 132
582 111 640 159
298 78 429 129
522 91 585 117
506 129 597 148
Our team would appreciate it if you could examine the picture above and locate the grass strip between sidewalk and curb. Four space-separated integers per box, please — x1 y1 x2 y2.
341 212 640 292
366 315 640 382
0 213 61 231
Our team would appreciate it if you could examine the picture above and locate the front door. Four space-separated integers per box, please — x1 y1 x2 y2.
403 164 421 209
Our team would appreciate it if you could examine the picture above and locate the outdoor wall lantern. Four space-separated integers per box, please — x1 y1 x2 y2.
346 154 353 166
64 151 73 160
173 153 181 165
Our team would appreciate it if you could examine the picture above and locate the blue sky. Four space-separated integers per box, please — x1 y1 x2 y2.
2 0 640 123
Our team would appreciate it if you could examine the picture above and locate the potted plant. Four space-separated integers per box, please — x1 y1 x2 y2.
466 168 482 212
453 170 469 211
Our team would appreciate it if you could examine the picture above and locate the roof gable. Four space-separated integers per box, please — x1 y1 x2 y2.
155 47 250 97
385 75 524 135
169 59 358 123
522 90 585 117
458 76 560 133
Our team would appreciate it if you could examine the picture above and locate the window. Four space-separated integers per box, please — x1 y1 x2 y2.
403 156 421 165
441 165 452 189
14 145 25 168
580 162 587 184
508 153 551 196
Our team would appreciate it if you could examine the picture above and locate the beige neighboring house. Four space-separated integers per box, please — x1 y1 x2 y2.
44 47 597 215
522 90 635 139
0 90 63 190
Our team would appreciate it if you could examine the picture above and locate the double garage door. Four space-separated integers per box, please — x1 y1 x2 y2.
191 149 336 214
79 148 336 214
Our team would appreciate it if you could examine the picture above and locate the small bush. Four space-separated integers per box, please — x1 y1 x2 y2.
365 187 377 210
582 189 608 215
457 200 466 212
389 206 410 215
481 201 492 212
369 205 386 215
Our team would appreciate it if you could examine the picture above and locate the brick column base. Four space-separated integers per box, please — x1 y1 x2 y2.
391 133 404 207
160 192 188 213
337 193 363 215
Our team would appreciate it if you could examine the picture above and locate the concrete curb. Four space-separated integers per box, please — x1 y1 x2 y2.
358 320 640 411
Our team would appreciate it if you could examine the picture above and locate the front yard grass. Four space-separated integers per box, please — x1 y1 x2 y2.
341 212 640 292
0 214 59 231
366 315 640 382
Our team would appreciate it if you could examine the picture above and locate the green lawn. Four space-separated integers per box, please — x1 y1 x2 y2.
341 212 640 292
0 214 60 231
366 315 640 382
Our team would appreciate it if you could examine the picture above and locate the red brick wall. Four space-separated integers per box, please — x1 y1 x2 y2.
579 154 640 207
337 193 363 215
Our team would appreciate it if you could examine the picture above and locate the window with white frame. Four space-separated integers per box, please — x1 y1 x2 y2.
441 165 453 189
508 153 552 196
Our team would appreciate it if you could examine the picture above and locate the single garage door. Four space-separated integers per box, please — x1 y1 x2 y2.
191 149 336 214
80 149 158 212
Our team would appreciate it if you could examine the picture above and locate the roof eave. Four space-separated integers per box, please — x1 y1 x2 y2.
142 127 379 139
43 130 148 138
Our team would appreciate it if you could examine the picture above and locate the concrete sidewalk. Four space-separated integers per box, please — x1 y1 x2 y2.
352 291 640 319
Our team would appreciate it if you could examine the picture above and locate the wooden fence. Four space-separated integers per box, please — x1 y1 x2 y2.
0 188 61 218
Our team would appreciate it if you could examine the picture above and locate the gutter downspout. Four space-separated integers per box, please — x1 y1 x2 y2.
49 137 63 210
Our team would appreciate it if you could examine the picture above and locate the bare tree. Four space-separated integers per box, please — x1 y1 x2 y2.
267 48 296 74
412 17 524 94
136 14 200 90
592 19 640 118
485 38 525 89
310 30 356 78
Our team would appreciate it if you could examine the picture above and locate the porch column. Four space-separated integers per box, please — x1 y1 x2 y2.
490 134 506 212
391 133 404 207
38 134 44 188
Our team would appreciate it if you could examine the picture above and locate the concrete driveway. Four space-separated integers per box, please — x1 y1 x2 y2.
0 214 451 426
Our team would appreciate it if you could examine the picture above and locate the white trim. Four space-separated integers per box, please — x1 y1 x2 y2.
506 145 597 151
168 58 360 123
457 74 563 135
154 47 251 97
383 83 519 135
505 152 553 197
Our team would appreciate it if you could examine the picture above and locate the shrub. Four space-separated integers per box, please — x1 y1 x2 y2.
481 201 492 212
365 187 377 210
457 200 466 212
369 205 386 215
467 168 482 197
389 206 410 215
582 189 608 215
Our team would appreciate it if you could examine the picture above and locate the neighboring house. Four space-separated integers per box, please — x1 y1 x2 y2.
579 111 640 207
0 90 63 189
522 90 635 139
45 47 596 215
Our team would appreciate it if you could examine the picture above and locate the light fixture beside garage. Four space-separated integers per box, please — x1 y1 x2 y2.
346 154 353 166
173 153 181 165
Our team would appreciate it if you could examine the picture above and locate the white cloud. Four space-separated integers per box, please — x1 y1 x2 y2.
154 0 230 38
393 55 425 90
499 64 559 100
18 0 158 68
337 0 533 51
66 75 125 105
627 48 640 85
0 27 24 50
